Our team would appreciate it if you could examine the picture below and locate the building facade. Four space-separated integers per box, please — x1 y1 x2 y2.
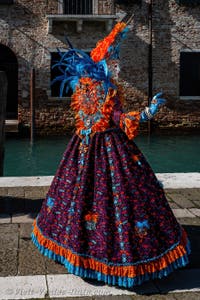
0 0 200 135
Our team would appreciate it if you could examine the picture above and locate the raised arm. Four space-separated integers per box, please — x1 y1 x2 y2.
111 92 166 140
111 92 140 140
140 92 166 122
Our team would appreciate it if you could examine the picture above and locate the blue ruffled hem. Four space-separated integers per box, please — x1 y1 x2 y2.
31 232 191 289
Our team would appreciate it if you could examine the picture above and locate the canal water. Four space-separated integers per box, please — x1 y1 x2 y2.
4 134 200 176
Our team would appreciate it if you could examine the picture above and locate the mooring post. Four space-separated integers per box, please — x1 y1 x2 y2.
30 68 35 145
0 71 8 176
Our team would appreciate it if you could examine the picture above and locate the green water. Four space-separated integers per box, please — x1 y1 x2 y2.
3 134 200 176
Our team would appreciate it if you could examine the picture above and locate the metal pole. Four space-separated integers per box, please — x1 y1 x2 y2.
30 68 35 145
0 71 8 176
148 0 153 134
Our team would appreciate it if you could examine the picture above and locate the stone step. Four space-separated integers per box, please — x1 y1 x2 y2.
0 270 200 300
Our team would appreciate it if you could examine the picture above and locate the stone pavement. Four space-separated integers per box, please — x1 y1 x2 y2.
0 180 200 299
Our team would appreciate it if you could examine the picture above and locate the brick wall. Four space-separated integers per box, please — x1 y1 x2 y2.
117 0 200 131
0 0 199 135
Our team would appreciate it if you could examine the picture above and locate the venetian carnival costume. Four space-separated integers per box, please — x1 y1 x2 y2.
32 22 190 288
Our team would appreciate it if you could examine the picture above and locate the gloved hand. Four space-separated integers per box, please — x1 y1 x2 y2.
149 92 166 114
140 92 166 122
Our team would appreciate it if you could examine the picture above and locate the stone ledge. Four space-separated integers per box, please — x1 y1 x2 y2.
0 270 200 299
0 173 200 188
47 14 117 33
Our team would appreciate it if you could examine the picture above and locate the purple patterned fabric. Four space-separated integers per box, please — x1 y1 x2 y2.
37 128 181 265
32 22 190 286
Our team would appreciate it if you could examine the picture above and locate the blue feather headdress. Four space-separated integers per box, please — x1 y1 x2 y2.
51 22 129 97
51 48 115 97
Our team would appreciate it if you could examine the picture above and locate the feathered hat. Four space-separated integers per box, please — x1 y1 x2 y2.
51 19 132 96
90 22 128 63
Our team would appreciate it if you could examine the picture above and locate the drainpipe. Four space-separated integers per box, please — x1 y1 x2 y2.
30 68 35 145
148 0 153 134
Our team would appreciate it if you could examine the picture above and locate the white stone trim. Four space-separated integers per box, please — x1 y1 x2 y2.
47 274 137 297
173 208 196 218
0 176 54 187
0 275 47 300
180 96 200 100
156 172 200 188
47 14 116 33
0 270 200 299
58 0 64 14
180 49 200 53
0 173 200 188
93 0 98 14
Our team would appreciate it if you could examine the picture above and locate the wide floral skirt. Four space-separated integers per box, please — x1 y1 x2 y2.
32 128 190 288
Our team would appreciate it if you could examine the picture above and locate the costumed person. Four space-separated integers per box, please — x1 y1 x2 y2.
31 21 190 288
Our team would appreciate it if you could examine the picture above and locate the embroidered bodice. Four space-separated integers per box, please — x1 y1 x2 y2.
71 77 140 144
71 77 117 142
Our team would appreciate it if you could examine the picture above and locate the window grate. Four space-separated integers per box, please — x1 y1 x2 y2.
64 0 93 15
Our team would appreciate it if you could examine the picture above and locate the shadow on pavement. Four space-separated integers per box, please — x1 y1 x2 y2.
0 195 43 214
0 196 200 294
